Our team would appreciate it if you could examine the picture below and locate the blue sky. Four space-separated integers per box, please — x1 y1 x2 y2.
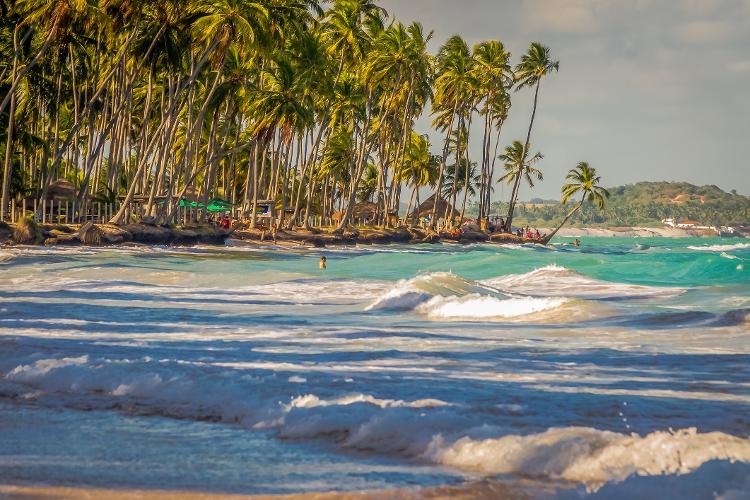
379 0 750 199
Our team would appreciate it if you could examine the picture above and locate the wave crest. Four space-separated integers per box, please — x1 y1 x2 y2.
417 294 568 320
425 426 750 490
483 264 682 300
688 243 750 252
366 266 660 321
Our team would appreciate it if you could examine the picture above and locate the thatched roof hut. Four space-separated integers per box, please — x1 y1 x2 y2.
46 180 77 200
333 201 379 224
412 194 459 220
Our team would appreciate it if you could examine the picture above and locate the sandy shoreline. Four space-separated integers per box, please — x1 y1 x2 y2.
0 481 551 500
2 219 741 251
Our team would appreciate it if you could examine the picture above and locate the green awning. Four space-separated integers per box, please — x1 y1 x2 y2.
175 199 233 212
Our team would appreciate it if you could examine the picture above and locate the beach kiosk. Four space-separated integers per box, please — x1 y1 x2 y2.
253 200 275 227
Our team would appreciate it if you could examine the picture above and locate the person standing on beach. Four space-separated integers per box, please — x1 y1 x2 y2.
320 256 327 270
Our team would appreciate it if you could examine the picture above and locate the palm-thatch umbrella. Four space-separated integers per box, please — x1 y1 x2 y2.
412 194 459 220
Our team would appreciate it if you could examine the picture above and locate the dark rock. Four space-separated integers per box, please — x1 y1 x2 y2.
198 227 231 245
12 218 42 244
78 222 103 246
391 227 413 242
172 229 199 246
49 229 70 238
44 224 75 234
56 234 81 246
460 230 489 243
124 224 173 244
99 224 132 245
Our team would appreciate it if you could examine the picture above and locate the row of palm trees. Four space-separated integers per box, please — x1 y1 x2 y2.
0 0 606 235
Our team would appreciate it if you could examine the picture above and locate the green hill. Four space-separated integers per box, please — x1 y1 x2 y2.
487 182 750 227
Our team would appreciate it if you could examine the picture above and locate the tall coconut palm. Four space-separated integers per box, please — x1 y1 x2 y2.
430 34 474 228
542 162 609 244
471 40 512 221
506 42 558 229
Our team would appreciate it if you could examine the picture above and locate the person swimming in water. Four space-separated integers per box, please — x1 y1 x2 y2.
319 256 327 270
573 238 581 247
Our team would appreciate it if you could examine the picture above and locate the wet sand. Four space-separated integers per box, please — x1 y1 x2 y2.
0 481 545 500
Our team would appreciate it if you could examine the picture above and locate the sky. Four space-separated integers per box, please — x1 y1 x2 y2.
378 0 750 200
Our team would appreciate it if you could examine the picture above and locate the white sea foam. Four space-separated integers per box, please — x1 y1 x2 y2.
688 243 750 252
483 264 682 299
418 294 568 320
288 393 452 410
366 272 495 312
425 427 750 490
368 269 622 321
7 355 90 380
4 353 750 492
3 242 749 495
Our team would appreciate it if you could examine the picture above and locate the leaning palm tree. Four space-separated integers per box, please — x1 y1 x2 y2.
506 42 559 229
542 162 609 244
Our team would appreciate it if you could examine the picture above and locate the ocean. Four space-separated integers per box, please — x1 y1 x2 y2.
1 238 749 498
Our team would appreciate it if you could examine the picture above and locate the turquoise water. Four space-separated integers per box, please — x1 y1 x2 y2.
0 237 749 497
253 237 748 286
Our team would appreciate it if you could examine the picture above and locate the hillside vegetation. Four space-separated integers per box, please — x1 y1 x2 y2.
486 182 750 227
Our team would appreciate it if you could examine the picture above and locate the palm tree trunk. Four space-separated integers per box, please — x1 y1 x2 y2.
276 135 294 229
459 114 473 223
542 199 583 245
486 124 503 219
1 28 20 220
478 109 491 219
430 101 458 229
334 93 374 234
445 115 463 223
507 79 541 229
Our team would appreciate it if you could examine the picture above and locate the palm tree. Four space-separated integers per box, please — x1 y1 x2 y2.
393 132 437 224
497 140 544 201
506 42 558 229
542 162 609 244
430 35 475 228
472 40 512 221
0 0 581 241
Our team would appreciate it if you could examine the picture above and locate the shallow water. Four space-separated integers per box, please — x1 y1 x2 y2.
0 237 749 497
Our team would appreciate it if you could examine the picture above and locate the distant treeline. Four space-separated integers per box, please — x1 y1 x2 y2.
475 182 750 227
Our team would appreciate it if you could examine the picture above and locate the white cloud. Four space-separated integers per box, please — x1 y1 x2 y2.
521 0 607 34
674 20 735 44
727 60 750 73
679 0 723 16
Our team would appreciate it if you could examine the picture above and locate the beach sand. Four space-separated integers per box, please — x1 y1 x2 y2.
0 480 556 500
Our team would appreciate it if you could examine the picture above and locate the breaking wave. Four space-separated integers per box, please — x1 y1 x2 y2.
3 354 750 492
417 294 569 320
366 271 572 321
483 264 683 300
366 265 676 322
425 426 750 490
688 243 750 252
